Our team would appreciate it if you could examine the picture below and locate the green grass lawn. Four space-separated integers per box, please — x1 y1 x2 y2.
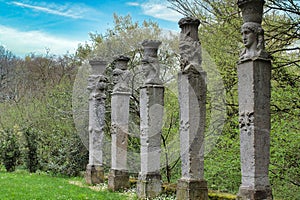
0 170 135 200
0 170 241 200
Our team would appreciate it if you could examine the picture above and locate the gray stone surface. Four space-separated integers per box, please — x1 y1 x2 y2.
136 173 162 199
237 59 273 200
108 56 131 191
110 92 131 170
139 86 164 174
108 169 130 191
176 17 208 200
176 179 208 200
137 85 164 198
178 71 206 180
137 40 164 199
85 164 104 185
237 1 273 199
85 59 108 185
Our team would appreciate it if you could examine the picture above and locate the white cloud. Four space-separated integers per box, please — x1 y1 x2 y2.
127 0 183 22
0 25 82 57
126 2 140 7
10 1 95 19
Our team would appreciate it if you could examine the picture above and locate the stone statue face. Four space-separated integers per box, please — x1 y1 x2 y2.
112 69 122 85
141 61 151 77
242 27 257 48
97 76 107 90
179 34 193 58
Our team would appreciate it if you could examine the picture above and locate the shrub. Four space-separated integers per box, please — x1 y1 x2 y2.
23 127 39 173
0 128 21 172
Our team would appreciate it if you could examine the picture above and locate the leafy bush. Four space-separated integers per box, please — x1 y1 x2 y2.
23 127 39 173
31 83 89 176
0 128 21 172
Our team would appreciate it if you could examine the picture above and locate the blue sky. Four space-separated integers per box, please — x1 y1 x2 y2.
0 0 182 57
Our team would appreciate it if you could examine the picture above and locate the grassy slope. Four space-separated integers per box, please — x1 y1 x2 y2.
0 171 130 200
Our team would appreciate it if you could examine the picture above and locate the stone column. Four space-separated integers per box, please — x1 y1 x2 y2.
136 40 164 199
176 17 208 200
237 0 273 199
85 58 108 185
108 56 132 191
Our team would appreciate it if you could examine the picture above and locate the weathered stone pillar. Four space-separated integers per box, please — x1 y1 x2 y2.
136 40 164 199
85 58 108 185
108 56 132 191
176 17 208 200
237 0 273 199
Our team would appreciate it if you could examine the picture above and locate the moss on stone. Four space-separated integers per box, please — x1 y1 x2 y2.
208 191 236 200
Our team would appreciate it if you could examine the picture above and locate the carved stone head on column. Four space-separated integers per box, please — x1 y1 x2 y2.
141 40 162 86
88 58 108 99
112 55 132 93
239 22 269 61
178 17 202 72
237 0 270 62
94 75 108 99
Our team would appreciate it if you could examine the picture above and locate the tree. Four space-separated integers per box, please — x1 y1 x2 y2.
0 49 88 176
0 46 19 101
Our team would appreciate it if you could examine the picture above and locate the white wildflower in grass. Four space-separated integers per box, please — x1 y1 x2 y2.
122 187 137 199
151 194 176 200
90 182 108 191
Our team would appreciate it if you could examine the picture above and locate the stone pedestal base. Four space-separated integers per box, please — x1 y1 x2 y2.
137 173 162 199
176 179 208 200
85 164 104 185
108 169 129 191
237 186 273 200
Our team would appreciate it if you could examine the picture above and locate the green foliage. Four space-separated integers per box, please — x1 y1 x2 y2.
269 85 300 199
205 118 241 193
0 128 21 172
23 127 39 173
0 51 88 176
161 87 180 183
35 83 88 176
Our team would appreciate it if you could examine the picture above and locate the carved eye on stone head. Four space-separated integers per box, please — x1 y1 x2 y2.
241 29 251 35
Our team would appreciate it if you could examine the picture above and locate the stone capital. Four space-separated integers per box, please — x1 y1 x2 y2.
178 17 200 41
237 0 264 24
114 55 130 70
89 58 107 75
142 39 162 58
